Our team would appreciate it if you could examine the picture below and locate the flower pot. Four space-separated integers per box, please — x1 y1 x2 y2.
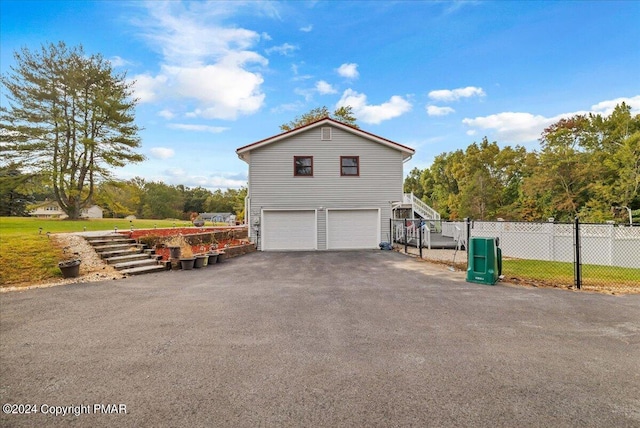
180 257 196 270
194 255 207 268
168 246 181 259
207 253 218 265
58 260 81 278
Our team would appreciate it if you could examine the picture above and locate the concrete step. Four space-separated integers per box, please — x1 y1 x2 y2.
92 243 142 253
84 235 127 242
88 238 136 246
104 253 150 264
99 248 143 259
119 264 167 276
113 258 160 271
81 235 170 278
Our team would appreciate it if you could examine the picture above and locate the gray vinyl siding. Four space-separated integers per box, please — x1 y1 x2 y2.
248 125 404 250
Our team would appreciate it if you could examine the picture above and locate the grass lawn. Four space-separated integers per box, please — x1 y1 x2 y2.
503 259 640 289
0 217 199 287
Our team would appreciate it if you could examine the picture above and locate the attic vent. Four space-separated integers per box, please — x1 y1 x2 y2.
321 127 332 141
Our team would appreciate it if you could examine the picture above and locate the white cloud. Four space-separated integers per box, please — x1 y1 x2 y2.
265 43 297 56
131 74 168 103
336 63 359 79
109 55 131 67
149 147 175 159
294 87 314 102
428 86 485 102
261 32 272 41
130 2 268 119
462 112 557 143
167 124 229 133
591 95 640 114
300 24 313 32
158 109 175 119
315 80 337 95
291 63 312 81
427 105 455 116
163 169 247 189
336 89 412 124
270 101 305 114
461 95 640 143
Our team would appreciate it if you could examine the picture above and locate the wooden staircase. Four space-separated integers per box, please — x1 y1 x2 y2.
402 193 440 220
84 234 166 276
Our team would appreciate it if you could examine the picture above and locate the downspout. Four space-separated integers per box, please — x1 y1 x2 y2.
245 195 250 238
400 153 413 216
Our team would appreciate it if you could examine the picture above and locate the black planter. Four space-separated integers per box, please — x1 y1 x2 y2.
58 260 81 278
180 257 195 270
168 246 181 259
194 255 207 268
207 253 219 265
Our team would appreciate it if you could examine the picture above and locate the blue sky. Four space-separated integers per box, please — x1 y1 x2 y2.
1 0 639 190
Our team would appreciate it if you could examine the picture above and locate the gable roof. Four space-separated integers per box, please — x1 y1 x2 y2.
236 117 415 162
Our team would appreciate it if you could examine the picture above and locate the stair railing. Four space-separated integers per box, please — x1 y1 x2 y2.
404 193 441 220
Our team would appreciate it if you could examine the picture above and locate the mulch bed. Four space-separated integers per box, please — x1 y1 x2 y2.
118 227 250 261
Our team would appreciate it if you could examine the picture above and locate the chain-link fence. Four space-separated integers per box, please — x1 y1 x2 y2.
577 222 640 292
392 218 640 293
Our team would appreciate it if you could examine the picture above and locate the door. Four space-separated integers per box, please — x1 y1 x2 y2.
327 209 379 249
262 210 317 250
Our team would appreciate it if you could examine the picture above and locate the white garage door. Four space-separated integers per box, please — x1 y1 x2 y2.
262 210 316 251
327 209 379 250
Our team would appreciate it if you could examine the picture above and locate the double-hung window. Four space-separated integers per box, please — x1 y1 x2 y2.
340 156 359 176
294 156 313 176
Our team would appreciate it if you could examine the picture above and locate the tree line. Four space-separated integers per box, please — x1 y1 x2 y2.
0 169 246 221
404 103 640 223
96 179 246 220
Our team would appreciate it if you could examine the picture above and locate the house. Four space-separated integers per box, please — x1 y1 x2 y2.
236 117 415 250
30 200 104 219
199 212 234 224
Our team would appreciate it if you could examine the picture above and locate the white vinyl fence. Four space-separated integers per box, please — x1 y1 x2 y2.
443 221 640 269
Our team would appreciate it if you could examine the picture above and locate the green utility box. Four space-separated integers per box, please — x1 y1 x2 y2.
466 237 502 285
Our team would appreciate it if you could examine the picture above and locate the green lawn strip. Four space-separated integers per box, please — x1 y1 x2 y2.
503 259 639 287
0 234 64 285
0 217 192 286
502 259 574 286
0 217 193 236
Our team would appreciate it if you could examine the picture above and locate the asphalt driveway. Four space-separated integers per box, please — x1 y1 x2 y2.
1 251 639 427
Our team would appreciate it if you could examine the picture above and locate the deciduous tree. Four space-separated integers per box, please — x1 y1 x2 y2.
279 106 358 131
0 42 144 219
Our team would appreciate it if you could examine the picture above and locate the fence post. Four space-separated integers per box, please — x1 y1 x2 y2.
419 221 423 259
404 218 408 254
574 216 582 290
465 218 471 268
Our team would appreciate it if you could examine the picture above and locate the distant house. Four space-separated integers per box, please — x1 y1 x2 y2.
199 212 234 223
30 201 104 219
236 117 416 251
